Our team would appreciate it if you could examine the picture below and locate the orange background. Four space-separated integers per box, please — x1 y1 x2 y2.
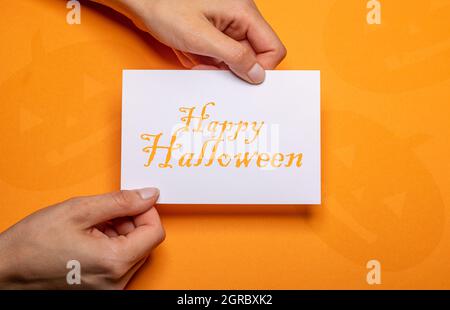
1 0 449 289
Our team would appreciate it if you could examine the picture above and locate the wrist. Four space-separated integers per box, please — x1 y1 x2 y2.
91 0 156 30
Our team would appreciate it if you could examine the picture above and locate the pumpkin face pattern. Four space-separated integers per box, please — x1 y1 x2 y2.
0 38 150 190
308 110 445 271
324 0 450 93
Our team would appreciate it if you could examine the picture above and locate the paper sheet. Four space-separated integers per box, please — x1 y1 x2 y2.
121 70 321 204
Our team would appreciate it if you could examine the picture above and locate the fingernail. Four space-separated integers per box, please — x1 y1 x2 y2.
247 63 265 84
137 187 159 200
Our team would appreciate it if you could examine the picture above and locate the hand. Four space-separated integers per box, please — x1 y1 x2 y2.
0 188 165 289
93 0 287 84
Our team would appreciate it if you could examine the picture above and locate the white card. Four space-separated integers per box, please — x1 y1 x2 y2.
121 70 321 205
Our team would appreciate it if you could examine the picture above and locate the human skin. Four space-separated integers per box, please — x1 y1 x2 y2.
0 0 286 289
91 0 287 84
0 188 164 289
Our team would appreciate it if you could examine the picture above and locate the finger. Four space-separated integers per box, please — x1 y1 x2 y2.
94 222 120 238
94 222 108 233
192 64 221 70
70 188 160 228
188 54 229 70
104 226 119 237
187 19 265 84
112 217 136 235
174 49 225 70
245 10 287 69
133 205 162 228
120 257 148 289
182 51 224 68
173 49 195 68
90 227 106 239
121 207 165 261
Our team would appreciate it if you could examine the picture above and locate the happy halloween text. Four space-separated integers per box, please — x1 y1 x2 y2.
140 102 303 168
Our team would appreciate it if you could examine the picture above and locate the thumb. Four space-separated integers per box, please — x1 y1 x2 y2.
189 20 265 84
69 188 159 228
